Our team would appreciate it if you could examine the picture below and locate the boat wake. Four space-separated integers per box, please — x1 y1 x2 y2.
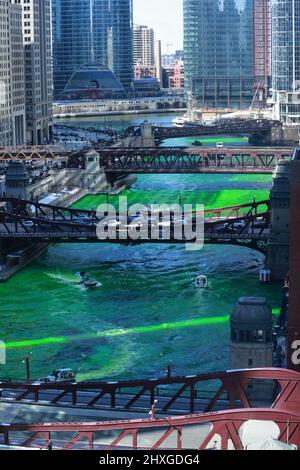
46 271 102 289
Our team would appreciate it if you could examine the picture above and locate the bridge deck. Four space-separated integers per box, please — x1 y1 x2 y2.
0 198 270 253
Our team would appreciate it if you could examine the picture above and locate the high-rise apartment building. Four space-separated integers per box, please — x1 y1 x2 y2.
53 0 133 98
272 0 300 123
20 0 53 144
184 0 271 112
133 25 155 66
253 0 271 105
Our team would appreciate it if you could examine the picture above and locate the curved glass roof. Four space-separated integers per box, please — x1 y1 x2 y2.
63 62 124 96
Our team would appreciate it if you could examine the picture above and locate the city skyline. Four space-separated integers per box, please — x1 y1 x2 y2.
133 0 183 53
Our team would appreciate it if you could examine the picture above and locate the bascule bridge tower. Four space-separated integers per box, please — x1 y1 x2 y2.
267 160 291 280
5 161 29 201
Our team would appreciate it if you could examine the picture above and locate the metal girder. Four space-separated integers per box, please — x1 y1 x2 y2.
150 119 282 139
1 408 300 450
0 198 270 251
1 369 299 416
98 147 291 174
0 145 66 161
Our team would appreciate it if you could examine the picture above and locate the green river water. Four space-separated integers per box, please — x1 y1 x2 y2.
0 115 281 382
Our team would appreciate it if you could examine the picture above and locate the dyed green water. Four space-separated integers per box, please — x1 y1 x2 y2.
73 189 269 212
0 172 280 382
186 137 248 144
73 174 270 212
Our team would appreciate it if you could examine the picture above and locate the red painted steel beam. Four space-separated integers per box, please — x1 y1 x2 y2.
1 368 300 416
2 409 300 450
4 409 300 433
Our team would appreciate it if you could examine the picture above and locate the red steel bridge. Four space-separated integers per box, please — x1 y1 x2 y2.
0 368 299 450
97 147 291 174
0 198 270 253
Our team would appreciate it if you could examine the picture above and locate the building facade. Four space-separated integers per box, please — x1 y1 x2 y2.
165 60 185 89
184 0 271 112
0 0 26 147
0 0 12 146
134 64 157 80
272 0 300 123
253 0 271 106
133 25 155 66
10 0 26 146
53 0 133 98
19 0 53 145
108 0 133 90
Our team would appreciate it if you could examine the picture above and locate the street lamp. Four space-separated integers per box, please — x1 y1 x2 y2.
22 353 32 384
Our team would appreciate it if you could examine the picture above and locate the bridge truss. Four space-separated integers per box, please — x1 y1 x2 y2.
98 147 291 174
0 145 66 161
0 198 270 253
0 368 299 450
150 119 283 139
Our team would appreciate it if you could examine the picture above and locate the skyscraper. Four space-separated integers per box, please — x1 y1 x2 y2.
184 0 271 113
0 0 13 146
108 0 133 90
20 0 53 144
9 0 26 146
133 25 155 66
0 0 26 147
253 0 271 105
272 0 300 123
53 0 133 98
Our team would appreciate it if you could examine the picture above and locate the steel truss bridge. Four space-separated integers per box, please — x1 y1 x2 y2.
0 198 270 253
0 145 66 161
0 145 292 176
98 147 291 174
125 119 283 140
0 368 299 450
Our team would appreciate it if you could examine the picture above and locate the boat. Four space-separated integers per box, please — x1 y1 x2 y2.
216 142 224 149
195 275 208 289
82 279 99 289
172 116 187 127
192 140 203 146
35 369 77 384
76 272 99 289
172 114 204 128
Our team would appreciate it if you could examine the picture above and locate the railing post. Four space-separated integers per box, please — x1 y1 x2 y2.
190 384 195 413
111 390 116 408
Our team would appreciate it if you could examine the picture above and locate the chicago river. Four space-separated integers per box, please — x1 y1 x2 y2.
0 114 281 381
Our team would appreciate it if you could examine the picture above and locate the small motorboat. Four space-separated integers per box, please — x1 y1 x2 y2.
195 275 208 289
192 140 203 146
76 272 99 289
82 278 99 289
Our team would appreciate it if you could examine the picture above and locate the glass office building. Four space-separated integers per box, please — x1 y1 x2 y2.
272 0 300 123
184 0 255 111
52 0 133 98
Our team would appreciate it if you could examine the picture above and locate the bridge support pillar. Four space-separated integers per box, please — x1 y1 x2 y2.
288 150 300 373
267 161 291 281
5 161 29 211
230 297 274 401
83 150 110 192
0 240 8 264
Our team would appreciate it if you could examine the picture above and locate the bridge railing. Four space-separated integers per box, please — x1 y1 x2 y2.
0 369 300 450
0 368 299 414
